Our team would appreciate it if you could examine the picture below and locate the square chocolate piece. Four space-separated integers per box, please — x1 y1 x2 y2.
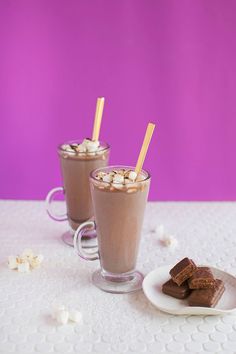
170 257 197 286
188 267 216 289
188 279 225 307
162 279 191 299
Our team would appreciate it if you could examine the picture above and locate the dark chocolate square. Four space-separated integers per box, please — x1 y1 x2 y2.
188 279 225 307
170 258 197 286
188 267 216 289
162 279 191 299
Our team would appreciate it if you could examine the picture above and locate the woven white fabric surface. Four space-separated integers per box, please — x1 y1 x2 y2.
0 200 236 354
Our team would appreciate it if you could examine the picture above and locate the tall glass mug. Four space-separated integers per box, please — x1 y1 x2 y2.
46 140 110 246
74 165 151 293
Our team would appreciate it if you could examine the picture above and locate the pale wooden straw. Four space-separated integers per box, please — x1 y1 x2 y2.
135 122 155 176
92 97 105 141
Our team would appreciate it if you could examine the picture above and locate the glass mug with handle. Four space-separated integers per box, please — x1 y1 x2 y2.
46 140 110 246
74 165 151 293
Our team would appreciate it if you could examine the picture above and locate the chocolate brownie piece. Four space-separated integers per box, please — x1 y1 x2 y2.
188 267 216 289
162 279 191 299
188 279 225 307
169 257 197 286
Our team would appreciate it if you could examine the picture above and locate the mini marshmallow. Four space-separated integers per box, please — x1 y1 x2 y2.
8 256 18 270
82 138 92 145
36 254 44 263
97 172 106 180
128 171 137 181
74 139 100 153
161 235 178 249
69 310 83 323
113 174 124 184
127 188 137 193
83 139 99 148
61 144 70 150
87 144 98 153
63 145 75 152
55 310 69 325
112 183 123 190
53 304 66 311
155 224 165 237
102 174 113 183
17 261 30 273
77 144 87 153
52 304 66 319
29 254 44 269
154 224 178 248
89 140 99 148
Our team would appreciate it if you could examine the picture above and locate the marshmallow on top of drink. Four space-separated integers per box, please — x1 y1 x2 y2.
61 139 103 154
94 168 148 192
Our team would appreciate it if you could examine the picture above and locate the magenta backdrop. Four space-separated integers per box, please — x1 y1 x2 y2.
0 0 236 201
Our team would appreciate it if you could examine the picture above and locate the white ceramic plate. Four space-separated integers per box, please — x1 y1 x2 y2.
142 265 236 315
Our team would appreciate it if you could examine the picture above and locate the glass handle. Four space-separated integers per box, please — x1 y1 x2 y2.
45 187 68 221
74 221 99 261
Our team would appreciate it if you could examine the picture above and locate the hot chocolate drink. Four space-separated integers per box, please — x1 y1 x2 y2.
58 139 110 231
90 166 150 274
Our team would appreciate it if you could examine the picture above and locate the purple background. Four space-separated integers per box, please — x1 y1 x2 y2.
0 0 236 201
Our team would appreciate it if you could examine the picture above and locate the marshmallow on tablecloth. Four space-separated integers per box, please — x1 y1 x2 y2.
153 224 178 249
52 304 83 325
7 249 43 272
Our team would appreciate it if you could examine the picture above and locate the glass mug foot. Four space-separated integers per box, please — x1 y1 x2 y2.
74 221 144 293
92 269 144 294
62 229 97 248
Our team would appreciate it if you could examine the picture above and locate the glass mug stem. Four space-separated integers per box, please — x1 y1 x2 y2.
74 221 99 261
45 187 68 221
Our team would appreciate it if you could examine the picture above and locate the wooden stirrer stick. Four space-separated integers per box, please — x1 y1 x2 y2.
92 97 105 141
135 122 155 176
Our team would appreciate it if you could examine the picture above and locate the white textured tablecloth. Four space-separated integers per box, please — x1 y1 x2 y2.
0 200 236 354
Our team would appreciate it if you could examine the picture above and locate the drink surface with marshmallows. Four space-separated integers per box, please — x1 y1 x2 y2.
90 168 150 274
